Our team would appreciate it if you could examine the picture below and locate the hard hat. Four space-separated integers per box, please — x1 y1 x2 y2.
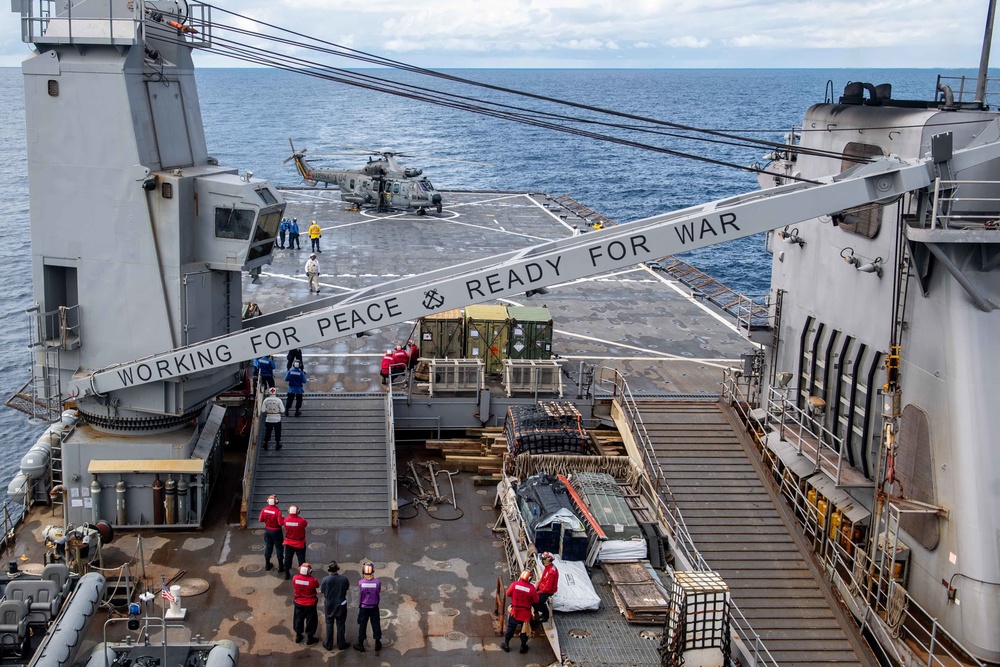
267 494 277 506
407 339 414 345
386 349 393 355
327 561 340 573
288 504 299 515
299 563 311 575
395 343 402 349
310 253 316 258
520 569 533 582
311 220 316 224
541 551 553 561
268 387 276 395
292 217 297 222
363 562 375 576
293 360 301 368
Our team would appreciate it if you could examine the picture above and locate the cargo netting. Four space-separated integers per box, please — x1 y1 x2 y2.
503 402 586 455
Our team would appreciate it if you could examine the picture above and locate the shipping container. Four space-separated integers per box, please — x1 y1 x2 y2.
418 308 465 359
506 306 553 360
464 304 509 375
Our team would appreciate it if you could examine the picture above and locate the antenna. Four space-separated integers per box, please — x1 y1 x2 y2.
976 0 998 105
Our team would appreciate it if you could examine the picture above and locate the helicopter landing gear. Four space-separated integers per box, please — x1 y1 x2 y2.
417 208 426 216
436 204 443 214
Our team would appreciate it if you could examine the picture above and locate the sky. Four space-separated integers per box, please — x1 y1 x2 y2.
0 0 995 69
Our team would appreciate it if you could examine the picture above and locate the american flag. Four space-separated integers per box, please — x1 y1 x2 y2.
161 585 177 604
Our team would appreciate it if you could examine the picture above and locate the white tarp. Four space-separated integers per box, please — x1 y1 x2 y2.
550 555 601 612
535 507 585 533
598 537 647 562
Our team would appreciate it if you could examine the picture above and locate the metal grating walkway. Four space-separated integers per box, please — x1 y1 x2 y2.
635 400 872 667
250 395 391 527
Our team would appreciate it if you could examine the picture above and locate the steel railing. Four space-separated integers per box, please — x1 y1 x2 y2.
384 383 398 528
238 384 265 529
606 368 781 667
929 178 1000 229
723 375 988 667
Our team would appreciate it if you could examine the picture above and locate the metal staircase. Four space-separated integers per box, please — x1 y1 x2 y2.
249 394 395 527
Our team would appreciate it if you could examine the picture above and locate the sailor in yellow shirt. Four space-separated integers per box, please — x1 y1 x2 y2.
308 221 323 253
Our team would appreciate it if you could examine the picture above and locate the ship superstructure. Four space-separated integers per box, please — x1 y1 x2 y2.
750 80 1000 661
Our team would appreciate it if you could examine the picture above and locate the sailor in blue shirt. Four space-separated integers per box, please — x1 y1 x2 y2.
257 355 276 390
284 360 307 416
278 218 290 249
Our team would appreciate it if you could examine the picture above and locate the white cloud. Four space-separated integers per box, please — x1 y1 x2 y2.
667 36 710 49
0 0 991 68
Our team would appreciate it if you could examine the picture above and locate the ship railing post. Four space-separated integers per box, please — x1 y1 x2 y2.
927 617 939 667
931 178 942 229
753 633 762 666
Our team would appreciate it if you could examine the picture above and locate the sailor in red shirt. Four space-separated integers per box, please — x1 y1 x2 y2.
533 552 559 623
380 350 393 385
391 343 409 379
291 562 320 645
405 339 420 370
258 494 284 572
282 505 308 580
501 569 539 654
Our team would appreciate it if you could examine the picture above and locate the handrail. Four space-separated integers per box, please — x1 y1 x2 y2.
610 369 781 667
723 374 988 667
238 384 265 529
384 382 398 528
929 177 1000 229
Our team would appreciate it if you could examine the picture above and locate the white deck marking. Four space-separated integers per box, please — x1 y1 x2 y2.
525 194 578 232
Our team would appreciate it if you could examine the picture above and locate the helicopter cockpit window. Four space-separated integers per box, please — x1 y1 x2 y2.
255 188 278 205
393 184 400 194
215 207 255 240
349 179 355 189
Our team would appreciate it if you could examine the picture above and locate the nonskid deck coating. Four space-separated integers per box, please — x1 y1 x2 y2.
9 190 765 666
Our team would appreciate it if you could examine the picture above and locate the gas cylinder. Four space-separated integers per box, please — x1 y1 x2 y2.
829 508 843 540
115 476 127 525
164 476 177 524
90 475 102 523
807 488 817 508
152 474 164 525
816 497 828 530
177 477 189 525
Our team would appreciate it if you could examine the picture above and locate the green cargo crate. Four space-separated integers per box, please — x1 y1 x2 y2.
506 306 553 360
465 304 510 376
419 308 465 359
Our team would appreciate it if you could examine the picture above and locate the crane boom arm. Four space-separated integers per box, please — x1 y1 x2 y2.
70 138 999 399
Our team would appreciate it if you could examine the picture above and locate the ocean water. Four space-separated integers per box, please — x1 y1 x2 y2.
0 65 977 488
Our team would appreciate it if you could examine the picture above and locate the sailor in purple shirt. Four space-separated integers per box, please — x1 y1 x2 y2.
353 562 382 652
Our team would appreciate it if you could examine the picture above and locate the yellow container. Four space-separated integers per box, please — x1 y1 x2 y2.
807 488 817 508
817 498 828 529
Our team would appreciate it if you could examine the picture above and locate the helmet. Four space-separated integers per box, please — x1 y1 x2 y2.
311 220 316 224
267 494 277 506
292 217 297 222
288 504 299 516
395 343 402 350
268 387 276 395
519 569 533 582
293 360 301 368
407 339 414 345
310 253 316 258
299 563 311 575
363 562 375 576
386 349 393 355
541 551 553 562
327 561 340 573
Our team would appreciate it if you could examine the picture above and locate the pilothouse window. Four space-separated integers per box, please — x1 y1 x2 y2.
215 207 255 240
255 188 278 205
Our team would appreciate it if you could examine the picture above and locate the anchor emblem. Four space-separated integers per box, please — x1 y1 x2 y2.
422 289 445 310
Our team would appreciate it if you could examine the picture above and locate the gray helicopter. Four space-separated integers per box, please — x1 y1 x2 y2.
286 139 463 215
